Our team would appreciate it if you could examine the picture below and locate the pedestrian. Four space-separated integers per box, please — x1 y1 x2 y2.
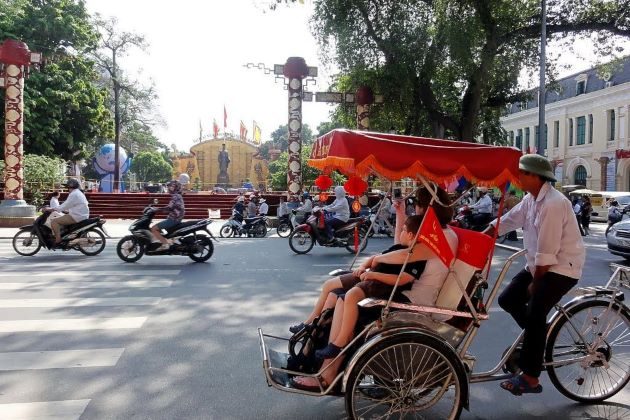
580 196 592 236
572 197 586 236
485 154 585 396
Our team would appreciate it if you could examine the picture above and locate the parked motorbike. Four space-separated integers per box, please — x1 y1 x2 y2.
288 207 368 254
606 205 630 236
116 201 215 263
12 211 108 256
450 205 507 243
219 210 268 238
276 210 309 238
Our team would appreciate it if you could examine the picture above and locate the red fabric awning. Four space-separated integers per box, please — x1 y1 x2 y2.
308 129 522 187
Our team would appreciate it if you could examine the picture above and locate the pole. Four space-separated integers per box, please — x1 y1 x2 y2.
537 0 547 155
283 57 308 195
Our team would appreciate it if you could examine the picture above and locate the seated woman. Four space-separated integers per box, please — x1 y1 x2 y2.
292 185 458 391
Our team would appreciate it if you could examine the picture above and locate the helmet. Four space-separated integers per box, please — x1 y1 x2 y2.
166 180 182 193
66 178 81 189
477 187 488 194
313 195 320 202
259 198 266 203
519 154 556 182
302 192 310 199
334 186 346 199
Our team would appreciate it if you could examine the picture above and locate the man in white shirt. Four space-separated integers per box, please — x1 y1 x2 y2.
258 198 269 216
485 154 585 396
469 187 493 227
47 178 90 245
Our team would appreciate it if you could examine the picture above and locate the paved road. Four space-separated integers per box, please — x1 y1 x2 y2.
0 224 628 419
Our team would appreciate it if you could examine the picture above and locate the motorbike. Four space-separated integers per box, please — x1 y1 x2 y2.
364 209 395 237
12 211 108 256
219 209 268 238
450 205 507 243
288 207 368 254
115 201 215 263
276 210 309 238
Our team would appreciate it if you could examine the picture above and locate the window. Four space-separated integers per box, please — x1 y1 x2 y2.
609 109 616 141
576 81 586 95
554 121 559 147
574 165 587 187
577 116 586 145
569 118 573 146
525 127 530 151
516 129 523 150
588 114 593 143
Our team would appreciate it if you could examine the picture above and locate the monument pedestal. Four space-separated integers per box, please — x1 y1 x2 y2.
217 173 230 188
0 199 36 227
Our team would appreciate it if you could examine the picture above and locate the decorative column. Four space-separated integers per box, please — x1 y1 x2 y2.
597 156 610 191
355 86 374 131
0 39 40 226
283 57 309 195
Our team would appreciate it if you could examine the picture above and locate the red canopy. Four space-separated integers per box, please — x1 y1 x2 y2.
309 129 522 187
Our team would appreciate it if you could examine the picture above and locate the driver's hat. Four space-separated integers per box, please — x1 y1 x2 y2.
519 154 556 182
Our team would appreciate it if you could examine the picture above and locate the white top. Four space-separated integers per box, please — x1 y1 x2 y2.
324 197 350 222
259 202 269 215
57 189 89 222
50 197 60 209
470 194 492 214
573 203 581 215
297 198 313 213
402 227 459 306
277 202 289 218
492 182 585 279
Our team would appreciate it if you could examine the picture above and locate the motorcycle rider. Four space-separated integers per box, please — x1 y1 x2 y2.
246 195 258 218
258 198 269 216
323 186 350 243
45 178 89 246
295 192 313 223
469 187 493 227
372 191 392 233
150 180 185 251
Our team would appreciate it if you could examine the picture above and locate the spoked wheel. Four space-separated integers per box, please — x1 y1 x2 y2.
265 218 273 232
116 235 145 262
219 224 234 238
188 236 214 262
276 222 292 238
345 229 368 254
253 223 267 238
12 230 42 256
288 230 315 254
545 299 630 403
345 333 466 420
77 229 106 256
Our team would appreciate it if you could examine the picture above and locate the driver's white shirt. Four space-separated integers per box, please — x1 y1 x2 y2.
470 194 492 214
57 189 89 222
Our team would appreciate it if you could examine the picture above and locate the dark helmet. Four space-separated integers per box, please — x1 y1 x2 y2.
66 178 81 190
303 192 310 199
166 180 182 193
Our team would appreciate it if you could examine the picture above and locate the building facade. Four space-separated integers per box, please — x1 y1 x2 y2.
501 58 630 191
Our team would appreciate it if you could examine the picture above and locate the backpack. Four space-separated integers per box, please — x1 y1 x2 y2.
286 309 334 374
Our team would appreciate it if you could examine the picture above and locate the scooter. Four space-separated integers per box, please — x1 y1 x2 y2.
116 201 215 263
12 211 108 256
288 207 368 254
276 210 310 238
365 210 395 237
451 205 507 243
219 209 268 238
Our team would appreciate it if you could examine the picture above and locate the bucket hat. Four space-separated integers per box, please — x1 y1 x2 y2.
519 154 556 182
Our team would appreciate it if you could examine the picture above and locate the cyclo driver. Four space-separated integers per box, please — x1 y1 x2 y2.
150 180 185 251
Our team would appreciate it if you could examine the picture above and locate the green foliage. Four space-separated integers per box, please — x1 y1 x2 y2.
309 0 630 141
257 123 313 159
0 0 112 159
130 151 173 183
0 154 65 205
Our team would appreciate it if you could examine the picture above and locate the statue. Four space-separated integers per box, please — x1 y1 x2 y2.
217 143 230 185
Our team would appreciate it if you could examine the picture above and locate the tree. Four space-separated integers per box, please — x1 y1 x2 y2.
258 123 313 160
130 151 173 184
308 0 630 142
267 144 344 191
0 153 66 205
0 0 112 159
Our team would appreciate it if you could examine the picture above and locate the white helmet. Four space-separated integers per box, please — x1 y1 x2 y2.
313 195 320 202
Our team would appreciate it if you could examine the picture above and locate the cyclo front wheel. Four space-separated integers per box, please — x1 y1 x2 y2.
545 299 630 403
345 333 466 420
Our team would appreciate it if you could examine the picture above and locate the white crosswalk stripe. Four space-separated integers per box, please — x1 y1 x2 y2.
0 246 178 415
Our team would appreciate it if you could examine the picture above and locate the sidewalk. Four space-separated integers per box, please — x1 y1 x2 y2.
0 218 229 239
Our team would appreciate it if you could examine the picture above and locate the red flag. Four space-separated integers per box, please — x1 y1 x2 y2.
223 106 227 129
240 121 248 141
213 119 219 138
417 207 455 267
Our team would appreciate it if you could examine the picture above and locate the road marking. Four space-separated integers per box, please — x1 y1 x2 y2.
0 399 90 420
0 280 172 289
0 316 147 332
0 297 162 308
0 270 180 276
0 348 124 371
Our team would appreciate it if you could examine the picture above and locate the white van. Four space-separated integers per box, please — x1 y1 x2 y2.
569 189 630 222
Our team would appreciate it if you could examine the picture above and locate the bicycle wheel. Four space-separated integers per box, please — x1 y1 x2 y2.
546 299 630 403
345 333 466 420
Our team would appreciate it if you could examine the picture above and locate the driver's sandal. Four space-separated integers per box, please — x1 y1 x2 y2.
315 343 342 359
500 375 542 396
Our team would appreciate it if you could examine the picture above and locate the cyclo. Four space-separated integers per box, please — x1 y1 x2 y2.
257 129 630 419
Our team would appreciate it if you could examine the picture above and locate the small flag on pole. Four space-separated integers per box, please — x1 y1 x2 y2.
213 119 219 138
240 121 248 141
253 121 262 145
417 207 455 267
223 106 228 129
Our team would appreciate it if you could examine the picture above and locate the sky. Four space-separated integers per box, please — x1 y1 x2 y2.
84 0 337 152
83 0 627 153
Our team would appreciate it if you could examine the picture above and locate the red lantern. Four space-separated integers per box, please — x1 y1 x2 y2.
319 192 329 202
344 176 368 196
315 175 333 191
351 199 362 214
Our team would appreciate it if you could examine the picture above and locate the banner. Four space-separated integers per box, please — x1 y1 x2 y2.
213 119 219 138
240 120 248 141
417 207 454 267
253 121 262 145
223 105 228 129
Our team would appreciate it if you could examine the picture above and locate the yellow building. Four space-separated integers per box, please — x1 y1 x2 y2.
172 137 269 190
